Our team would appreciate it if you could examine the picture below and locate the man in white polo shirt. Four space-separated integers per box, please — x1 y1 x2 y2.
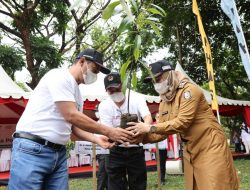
8 49 133 190
98 72 152 190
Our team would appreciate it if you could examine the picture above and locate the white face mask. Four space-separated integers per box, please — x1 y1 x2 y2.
109 92 125 103
153 79 169 94
82 65 97 84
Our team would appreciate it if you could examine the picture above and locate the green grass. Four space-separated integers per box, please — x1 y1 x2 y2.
69 172 185 190
1 159 249 190
69 159 250 190
234 159 250 190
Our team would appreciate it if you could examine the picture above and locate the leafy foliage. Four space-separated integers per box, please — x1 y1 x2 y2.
0 45 25 79
37 0 71 34
148 0 250 132
66 140 75 159
0 0 70 88
136 65 157 96
30 36 64 80
102 1 120 20
102 0 166 93
149 0 250 101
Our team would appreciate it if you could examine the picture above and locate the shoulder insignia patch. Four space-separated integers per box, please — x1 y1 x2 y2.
183 91 192 100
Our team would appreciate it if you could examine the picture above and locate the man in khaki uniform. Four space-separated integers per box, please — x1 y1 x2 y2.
128 60 239 190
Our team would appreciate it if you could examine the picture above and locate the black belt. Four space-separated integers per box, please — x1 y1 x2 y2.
113 146 143 151
13 132 65 151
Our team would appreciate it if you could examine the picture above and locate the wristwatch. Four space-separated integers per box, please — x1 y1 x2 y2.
149 124 157 133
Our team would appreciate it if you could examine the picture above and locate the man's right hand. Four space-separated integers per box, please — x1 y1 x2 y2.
129 134 145 144
107 127 134 144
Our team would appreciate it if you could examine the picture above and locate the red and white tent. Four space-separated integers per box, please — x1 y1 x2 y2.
1 63 250 145
80 63 250 126
0 65 30 147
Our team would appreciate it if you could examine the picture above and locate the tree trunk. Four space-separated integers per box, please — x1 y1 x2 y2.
176 25 183 66
14 10 38 89
22 30 39 89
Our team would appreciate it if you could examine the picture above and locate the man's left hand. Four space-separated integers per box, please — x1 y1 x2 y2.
95 135 115 149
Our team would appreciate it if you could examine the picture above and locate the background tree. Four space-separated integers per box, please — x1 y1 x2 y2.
151 0 250 134
152 0 250 100
0 0 70 88
0 0 127 88
0 44 25 79
62 0 116 56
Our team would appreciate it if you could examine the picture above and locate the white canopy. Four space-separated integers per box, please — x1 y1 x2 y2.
0 65 30 99
79 73 160 103
79 64 250 107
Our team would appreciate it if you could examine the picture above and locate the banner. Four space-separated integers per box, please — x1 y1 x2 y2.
192 0 219 110
74 141 109 155
221 0 250 80
0 125 15 147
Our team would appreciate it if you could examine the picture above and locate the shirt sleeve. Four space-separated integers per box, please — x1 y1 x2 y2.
136 95 151 118
47 70 76 103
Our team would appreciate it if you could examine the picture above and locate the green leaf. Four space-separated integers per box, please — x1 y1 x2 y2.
136 12 146 30
150 4 166 16
134 48 140 62
146 16 160 22
145 19 161 37
120 0 134 22
147 8 165 17
118 16 132 34
134 34 141 61
102 1 120 20
120 59 131 81
131 71 137 89
121 74 129 94
139 60 156 83
135 34 142 50
124 43 133 51
130 0 138 12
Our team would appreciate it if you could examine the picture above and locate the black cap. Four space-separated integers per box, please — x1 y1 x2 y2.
77 48 110 74
104 72 121 90
143 60 174 83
